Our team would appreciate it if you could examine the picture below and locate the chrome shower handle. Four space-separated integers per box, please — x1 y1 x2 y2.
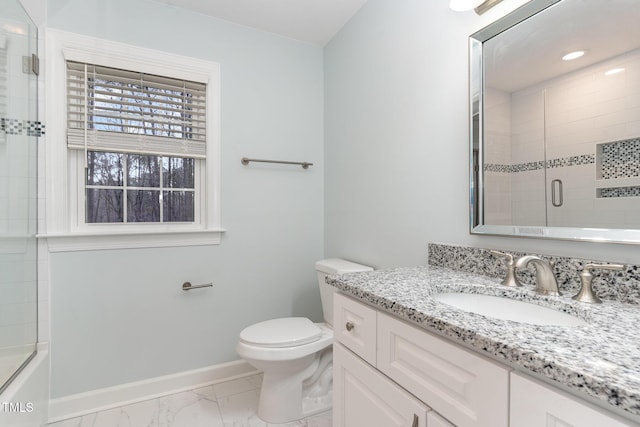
551 179 563 207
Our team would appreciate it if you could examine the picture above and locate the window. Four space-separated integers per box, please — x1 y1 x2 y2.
85 152 195 224
67 61 204 225
45 31 222 251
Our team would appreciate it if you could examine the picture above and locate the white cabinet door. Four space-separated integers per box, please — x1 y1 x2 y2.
333 343 429 427
333 293 377 365
377 312 509 427
510 373 637 427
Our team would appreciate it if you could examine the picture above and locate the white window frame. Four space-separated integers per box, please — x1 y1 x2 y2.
43 29 223 251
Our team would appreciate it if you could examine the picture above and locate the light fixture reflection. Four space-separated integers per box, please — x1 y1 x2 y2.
2 24 26 35
562 51 585 61
449 0 484 12
605 68 625 76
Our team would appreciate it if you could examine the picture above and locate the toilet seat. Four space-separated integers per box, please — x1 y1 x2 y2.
239 317 323 348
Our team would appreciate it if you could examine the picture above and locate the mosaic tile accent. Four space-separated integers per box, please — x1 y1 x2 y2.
511 160 547 172
483 163 511 173
547 154 595 169
600 138 640 179
0 117 45 137
484 155 595 173
600 186 640 198
484 161 538 173
427 243 640 305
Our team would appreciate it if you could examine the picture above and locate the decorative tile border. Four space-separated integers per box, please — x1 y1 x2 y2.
0 117 45 137
484 154 595 173
600 186 640 198
547 154 595 169
427 243 640 305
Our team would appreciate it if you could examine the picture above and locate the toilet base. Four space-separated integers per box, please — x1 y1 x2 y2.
257 347 333 424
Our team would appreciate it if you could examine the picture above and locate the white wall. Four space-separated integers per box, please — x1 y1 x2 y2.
46 0 324 398
324 0 640 269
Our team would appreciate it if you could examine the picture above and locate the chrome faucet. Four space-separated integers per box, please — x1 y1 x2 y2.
489 250 522 287
515 255 561 296
573 263 625 304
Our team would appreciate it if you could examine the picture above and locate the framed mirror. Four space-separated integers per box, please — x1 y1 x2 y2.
470 0 640 244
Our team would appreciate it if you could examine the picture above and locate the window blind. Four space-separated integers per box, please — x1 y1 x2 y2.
66 61 207 158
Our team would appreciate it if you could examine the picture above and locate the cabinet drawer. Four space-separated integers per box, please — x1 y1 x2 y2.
333 293 377 366
510 373 636 427
377 312 509 427
333 343 429 427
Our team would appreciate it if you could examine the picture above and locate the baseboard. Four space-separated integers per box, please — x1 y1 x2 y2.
48 359 258 423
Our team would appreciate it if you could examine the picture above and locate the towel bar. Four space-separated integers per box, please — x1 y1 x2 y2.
241 157 313 169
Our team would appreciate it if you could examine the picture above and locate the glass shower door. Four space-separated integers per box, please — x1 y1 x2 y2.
0 0 39 393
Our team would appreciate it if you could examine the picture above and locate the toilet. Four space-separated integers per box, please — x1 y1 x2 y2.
236 258 373 424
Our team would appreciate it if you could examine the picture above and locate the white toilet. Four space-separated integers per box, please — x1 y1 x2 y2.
236 258 373 424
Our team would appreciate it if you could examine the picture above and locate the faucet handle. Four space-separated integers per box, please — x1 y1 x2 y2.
573 263 625 304
489 250 522 287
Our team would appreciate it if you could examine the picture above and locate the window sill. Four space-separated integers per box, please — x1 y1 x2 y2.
38 228 225 252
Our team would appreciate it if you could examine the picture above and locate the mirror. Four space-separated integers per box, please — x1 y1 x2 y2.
470 0 640 243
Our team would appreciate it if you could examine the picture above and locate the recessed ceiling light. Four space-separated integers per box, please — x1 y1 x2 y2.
605 68 625 76
562 51 585 61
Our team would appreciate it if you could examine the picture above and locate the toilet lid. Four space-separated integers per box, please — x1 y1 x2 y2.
239 317 323 348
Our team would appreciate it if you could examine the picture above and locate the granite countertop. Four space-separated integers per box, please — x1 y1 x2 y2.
327 265 640 421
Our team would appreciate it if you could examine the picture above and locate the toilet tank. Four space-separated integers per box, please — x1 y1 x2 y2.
315 259 373 326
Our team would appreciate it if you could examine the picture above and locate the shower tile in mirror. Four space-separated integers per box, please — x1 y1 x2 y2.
599 187 640 198
599 137 640 179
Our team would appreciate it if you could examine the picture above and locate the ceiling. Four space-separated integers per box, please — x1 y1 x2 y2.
149 0 369 46
483 0 640 93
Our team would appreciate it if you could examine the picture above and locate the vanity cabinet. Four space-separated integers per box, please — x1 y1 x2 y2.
333 293 507 427
334 293 639 427
377 312 509 427
334 342 430 427
510 372 634 427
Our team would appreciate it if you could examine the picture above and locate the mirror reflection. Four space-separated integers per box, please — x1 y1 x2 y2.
471 0 640 243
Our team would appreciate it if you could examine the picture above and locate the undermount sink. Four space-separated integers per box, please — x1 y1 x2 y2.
432 293 587 327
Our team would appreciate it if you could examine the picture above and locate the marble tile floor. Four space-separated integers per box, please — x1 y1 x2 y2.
47 373 332 427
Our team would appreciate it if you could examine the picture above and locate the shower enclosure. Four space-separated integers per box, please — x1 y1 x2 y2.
0 0 39 394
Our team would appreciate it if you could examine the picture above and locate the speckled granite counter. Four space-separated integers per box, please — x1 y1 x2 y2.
327 265 640 422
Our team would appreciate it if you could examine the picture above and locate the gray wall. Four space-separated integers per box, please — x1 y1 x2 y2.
47 0 324 398
324 0 640 269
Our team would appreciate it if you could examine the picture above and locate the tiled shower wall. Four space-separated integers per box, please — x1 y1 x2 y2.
0 17 40 361
483 48 640 229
